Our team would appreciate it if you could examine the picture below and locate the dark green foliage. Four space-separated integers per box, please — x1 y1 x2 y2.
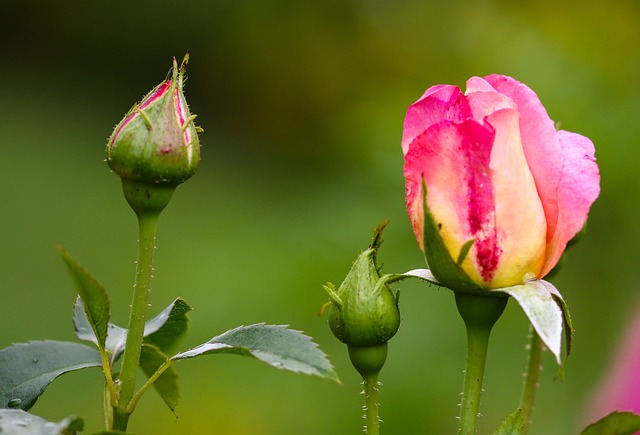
0 341 100 410
492 408 524 435
580 411 640 435
57 247 110 350
0 409 84 434
172 324 339 382
139 344 180 414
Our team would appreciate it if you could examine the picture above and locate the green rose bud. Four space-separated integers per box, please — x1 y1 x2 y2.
106 54 201 215
324 223 400 375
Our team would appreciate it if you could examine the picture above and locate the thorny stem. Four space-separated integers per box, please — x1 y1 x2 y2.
455 293 508 435
112 212 160 431
362 372 381 435
519 325 543 434
348 344 387 434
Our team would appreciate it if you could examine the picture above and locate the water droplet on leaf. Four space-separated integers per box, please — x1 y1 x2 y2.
7 398 22 408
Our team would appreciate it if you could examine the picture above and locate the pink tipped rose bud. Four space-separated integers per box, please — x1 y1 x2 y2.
107 54 201 187
402 75 600 290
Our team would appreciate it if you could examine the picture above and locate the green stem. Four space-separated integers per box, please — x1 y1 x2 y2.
347 344 388 435
126 359 173 414
101 348 117 429
103 380 112 430
519 325 542 434
455 293 508 435
112 211 160 431
100 349 118 406
363 371 380 435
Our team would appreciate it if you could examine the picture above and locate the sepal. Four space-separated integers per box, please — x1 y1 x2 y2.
420 180 485 294
491 278 572 365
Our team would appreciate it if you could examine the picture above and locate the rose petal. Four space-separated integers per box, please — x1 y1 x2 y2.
402 85 471 155
482 74 564 249
465 76 518 122
485 108 547 287
540 130 600 276
404 118 499 285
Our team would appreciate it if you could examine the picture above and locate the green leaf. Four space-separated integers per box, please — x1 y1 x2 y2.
580 411 640 435
492 280 565 365
0 409 84 434
74 297 191 360
171 324 339 382
139 344 180 414
144 298 192 354
0 341 101 410
492 408 524 435
73 297 128 358
57 246 110 349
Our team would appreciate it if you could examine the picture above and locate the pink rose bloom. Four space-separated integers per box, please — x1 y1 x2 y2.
587 303 640 428
402 74 600 289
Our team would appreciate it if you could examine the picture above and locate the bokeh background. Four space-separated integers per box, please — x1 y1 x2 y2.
1 1 638 434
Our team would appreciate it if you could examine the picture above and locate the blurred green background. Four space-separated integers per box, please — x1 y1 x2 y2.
1 1 638 434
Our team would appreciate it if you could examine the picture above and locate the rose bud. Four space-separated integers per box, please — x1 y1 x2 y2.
402 74 600 291
324 223 400 375
106 54 201 214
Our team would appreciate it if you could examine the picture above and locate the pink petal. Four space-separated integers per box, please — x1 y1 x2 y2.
482 74 564 251
484 108 547 287
540 130 600 276
401 85 471 155
465 77 518 123
404 118 500 285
